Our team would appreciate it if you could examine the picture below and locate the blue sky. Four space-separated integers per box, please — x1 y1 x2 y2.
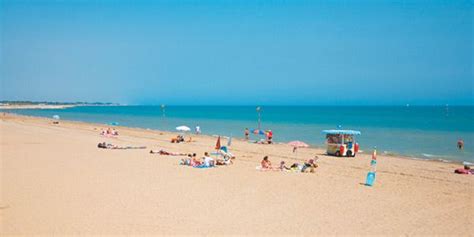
1 0 472 105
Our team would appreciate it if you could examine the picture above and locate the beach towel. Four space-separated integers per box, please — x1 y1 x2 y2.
194 164 214 169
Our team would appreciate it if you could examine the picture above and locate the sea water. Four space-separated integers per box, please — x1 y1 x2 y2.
3 106 473 162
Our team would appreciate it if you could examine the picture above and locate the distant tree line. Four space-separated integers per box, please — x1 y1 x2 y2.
0 101 117 105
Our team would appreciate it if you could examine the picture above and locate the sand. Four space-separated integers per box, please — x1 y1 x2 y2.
1 113 472 235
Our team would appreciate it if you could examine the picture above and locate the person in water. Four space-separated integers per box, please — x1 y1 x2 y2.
244 128 250 140
457 139 464 150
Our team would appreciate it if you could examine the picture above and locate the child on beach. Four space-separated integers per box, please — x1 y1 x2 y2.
279 161 290 171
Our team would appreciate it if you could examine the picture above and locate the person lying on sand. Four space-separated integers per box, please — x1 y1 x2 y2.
97 142 146 150
454 165 473 175
216 154 234 165
150 149 187 156
301 157 319 173
171 135 185 143
289 163 303 171
98 142 117 149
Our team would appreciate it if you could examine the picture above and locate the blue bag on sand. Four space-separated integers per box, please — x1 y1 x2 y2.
366 171 376 186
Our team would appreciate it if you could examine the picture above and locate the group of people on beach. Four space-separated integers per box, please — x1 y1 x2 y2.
178 152 233 167
100 128 119 136
259 156 319 173
244 128 274 144
171 135 194 143
96 126 324 173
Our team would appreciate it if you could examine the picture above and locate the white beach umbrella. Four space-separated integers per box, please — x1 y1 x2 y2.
52 115 60 120
176 126 191 132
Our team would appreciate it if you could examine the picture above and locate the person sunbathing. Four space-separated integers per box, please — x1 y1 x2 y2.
180 153 203 166
180 155 192 166
454 165 473 175
301 157 318 173
202 152 215 167
98 142 117 149
98 142 146 150
261 156 273 170
171 135 185 143
191 153 202 166
150 149 187 156
216 155 234 165
289 163 302 171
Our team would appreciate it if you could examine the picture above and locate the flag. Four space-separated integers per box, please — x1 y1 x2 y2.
227 135 232 147
215 136 221 150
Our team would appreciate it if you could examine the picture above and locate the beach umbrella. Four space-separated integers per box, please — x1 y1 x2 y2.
288 140 309 148
252 129 265 135
176 126 191 132
215 136 221 150
288 140 309 159
52 115 60 120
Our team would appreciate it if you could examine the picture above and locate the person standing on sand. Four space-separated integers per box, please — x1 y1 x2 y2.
266 130 273 144
457 139 464 150
244 128 249 140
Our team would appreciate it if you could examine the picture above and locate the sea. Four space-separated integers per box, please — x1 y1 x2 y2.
3 105 473 163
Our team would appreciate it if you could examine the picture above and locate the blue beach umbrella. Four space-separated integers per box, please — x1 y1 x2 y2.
252 129 265 135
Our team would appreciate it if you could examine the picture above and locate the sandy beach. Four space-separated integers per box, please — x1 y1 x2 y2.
0 113 472 235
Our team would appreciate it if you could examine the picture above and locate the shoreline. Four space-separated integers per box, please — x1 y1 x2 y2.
1 111 467 165
1 112 472 235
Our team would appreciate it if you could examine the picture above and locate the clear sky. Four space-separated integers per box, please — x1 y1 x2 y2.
1 0 472 105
